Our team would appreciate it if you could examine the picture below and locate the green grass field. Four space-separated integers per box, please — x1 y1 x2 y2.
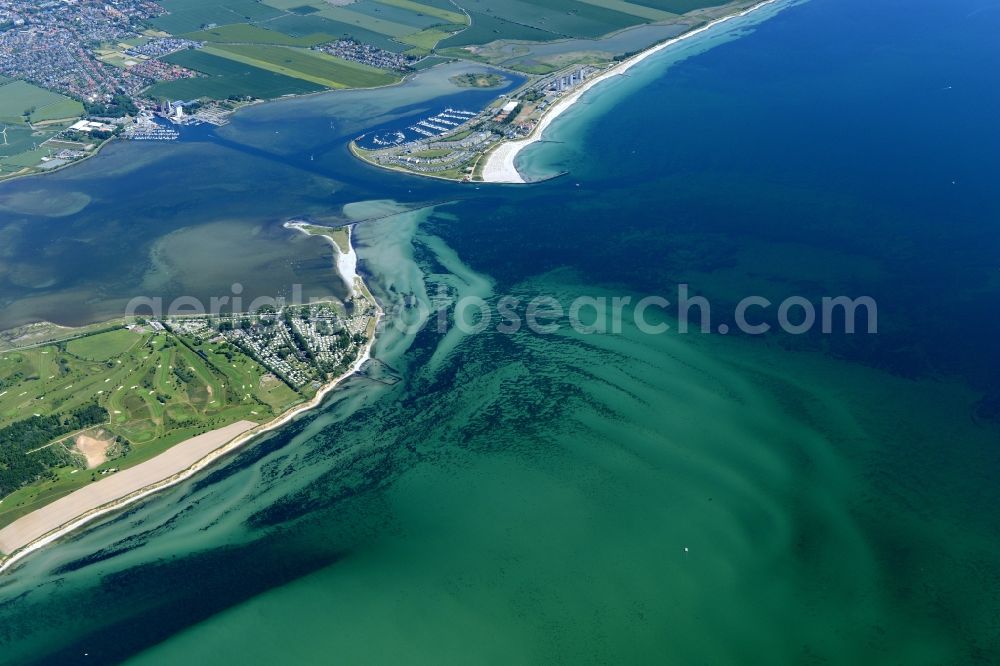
347 0 447 29
65 328 142 361
183 22 335 46
150 49 323 99
438 11 560 47
452 0 644 38
575 0 677 20
624 0 730 13
268 13 413 51
140 0 717 103
0 326 304 527
205 43 400 88
0 121 85 177
376 0 467 24
150 0 284 33
0 84 82 180
0 81 84 124
398 25 466 51
258 0 318 9
0 124 40 159
260 0 421 35
312 5 418 37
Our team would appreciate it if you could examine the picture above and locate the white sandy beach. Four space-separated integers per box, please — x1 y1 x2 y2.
336 231 359 296
480 0 783 184
0 420 257 558
285 221 359 295
0 235 384 573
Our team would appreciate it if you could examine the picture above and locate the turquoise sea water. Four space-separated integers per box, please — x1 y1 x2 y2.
2 0 1000 663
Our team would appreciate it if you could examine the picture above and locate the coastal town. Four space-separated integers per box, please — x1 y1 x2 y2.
0 0 440 180
163 299 378 391
0 0 761 183
0 0 164 100
317 39 418 72
353 65 599 182
0 200 385 567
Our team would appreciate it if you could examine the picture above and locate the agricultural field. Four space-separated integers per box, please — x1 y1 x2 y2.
624 0 732 12
438 12 554 49
150 0 285 34
0 81 85 180
398 26 466 52
266 14 412 51
0 125 43 162
203 43 400 88
0 81 84 125
152 0 472 57
441 0 732 48
378 0 467 24
141 0 734 103
306 5 418 37
346 0 446 30
149 49 324 99
142 0 473 98
576 0 677 21
0 325 305 527
448 0 643 39
184 23 335 47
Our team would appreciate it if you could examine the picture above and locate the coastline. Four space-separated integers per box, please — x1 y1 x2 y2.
0 133 116 187
284 221 359 295
0 60 423 188
479 0 785 184
0 229 384 574
0 2 790 568
350 141 478 185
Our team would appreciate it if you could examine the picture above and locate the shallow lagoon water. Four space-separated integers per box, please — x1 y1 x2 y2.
1 0 999 663
0 63 516 330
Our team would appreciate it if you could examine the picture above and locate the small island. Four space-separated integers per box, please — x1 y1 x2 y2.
449 73 507 88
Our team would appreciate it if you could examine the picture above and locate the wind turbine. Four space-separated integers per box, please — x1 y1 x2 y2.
1 125 7 146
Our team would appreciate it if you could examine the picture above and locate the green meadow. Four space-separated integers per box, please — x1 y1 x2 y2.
183 23 336 47
398 25 466 51
0 81 84 124
140 0 731 103
438 11 560 47
377 0 467 24
150 49 323 99
267 14 412 51
625 0 733 12
576 0 677 20
204 43 400 88
0 326 305 527
0 81 83 179
150 0 284 33
139 0 735 102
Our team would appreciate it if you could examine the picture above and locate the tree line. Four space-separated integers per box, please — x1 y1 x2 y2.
0 404 108 498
